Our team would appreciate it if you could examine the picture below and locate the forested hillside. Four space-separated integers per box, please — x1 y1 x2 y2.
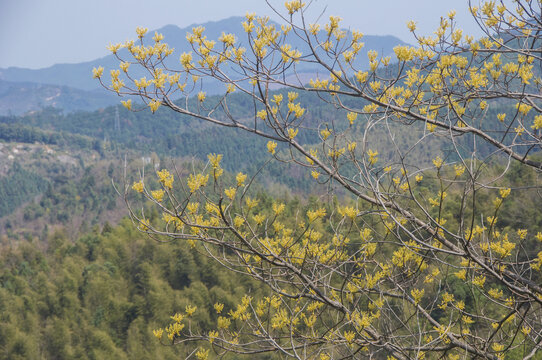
2 87 516 194
0 219 269 359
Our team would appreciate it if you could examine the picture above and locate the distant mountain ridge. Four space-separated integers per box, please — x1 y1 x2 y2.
0 80 119 116
0 17 409 92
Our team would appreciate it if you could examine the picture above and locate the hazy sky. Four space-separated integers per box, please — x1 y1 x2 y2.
0 0 483 69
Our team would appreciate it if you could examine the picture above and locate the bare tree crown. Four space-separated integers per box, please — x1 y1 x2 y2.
97 1 542 358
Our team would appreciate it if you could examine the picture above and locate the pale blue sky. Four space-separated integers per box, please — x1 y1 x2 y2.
0 0 482 69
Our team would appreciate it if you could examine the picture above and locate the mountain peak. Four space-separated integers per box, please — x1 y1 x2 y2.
0 17 409 95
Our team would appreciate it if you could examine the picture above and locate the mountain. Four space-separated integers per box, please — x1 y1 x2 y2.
0 17 410 92
0 80 119 115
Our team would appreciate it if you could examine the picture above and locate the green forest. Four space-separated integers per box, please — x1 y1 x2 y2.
1 99 541 358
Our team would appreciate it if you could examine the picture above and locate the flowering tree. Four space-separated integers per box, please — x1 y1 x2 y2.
96 0 542 358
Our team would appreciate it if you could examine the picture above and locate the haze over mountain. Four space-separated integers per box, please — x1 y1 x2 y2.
0 80 119 116
0 17 409 93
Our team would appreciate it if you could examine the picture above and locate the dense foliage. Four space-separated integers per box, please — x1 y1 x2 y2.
0 219 267 360
0 163 47 217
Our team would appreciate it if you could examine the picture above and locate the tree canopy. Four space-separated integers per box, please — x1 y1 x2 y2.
97 1 542 358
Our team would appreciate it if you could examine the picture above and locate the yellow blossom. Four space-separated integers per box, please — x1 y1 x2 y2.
180 52 193 68
472 275 486 288
207 153 222 169
492 343 504 352
363 103 378 112
273 202 285 215
355 70 368 83
214 303 224 313
171 313 184 323
272 94 283 104
136 27 148 38
346 112 358 125
426 123 437 132
224 187 236 200
219 31 236 46
138 219 150 231
343 330 355 343
488 288 503 299
455 269 466 280
245 197 259 209
320 128 331 140
411 288 424 305
288 128 299 139
516 102 532 115
233 216 245 228
367 149 378 165
187 173 209 193
196 348 209 360
92 66 104 78
257 110 267 120
287 92 299 102
226 83 236 93
185 305 197 316
157 169 174 189
217 316 231 329
253 214 265 225
284 0 305 14
153 328 164 339
208 330 218 344
236 172 247 186
151 189 165 202
148 99 161 113
121 99 132 110
432 156 443 169
454 165 465 177
267 141 277 154
532 115 542 130
338 205 357 220
132 180 144 193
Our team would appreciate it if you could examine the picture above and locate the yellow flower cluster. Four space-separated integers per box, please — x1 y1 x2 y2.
148 99 160 113
132 180 144 193
284 0 305 14
532 115 542 130
367 149 378 165
151 189 165 202
92 66 104 79
337 205 357 220
267 141 277 154
157 169 174 189
187 173 209 193
411 288 424 305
